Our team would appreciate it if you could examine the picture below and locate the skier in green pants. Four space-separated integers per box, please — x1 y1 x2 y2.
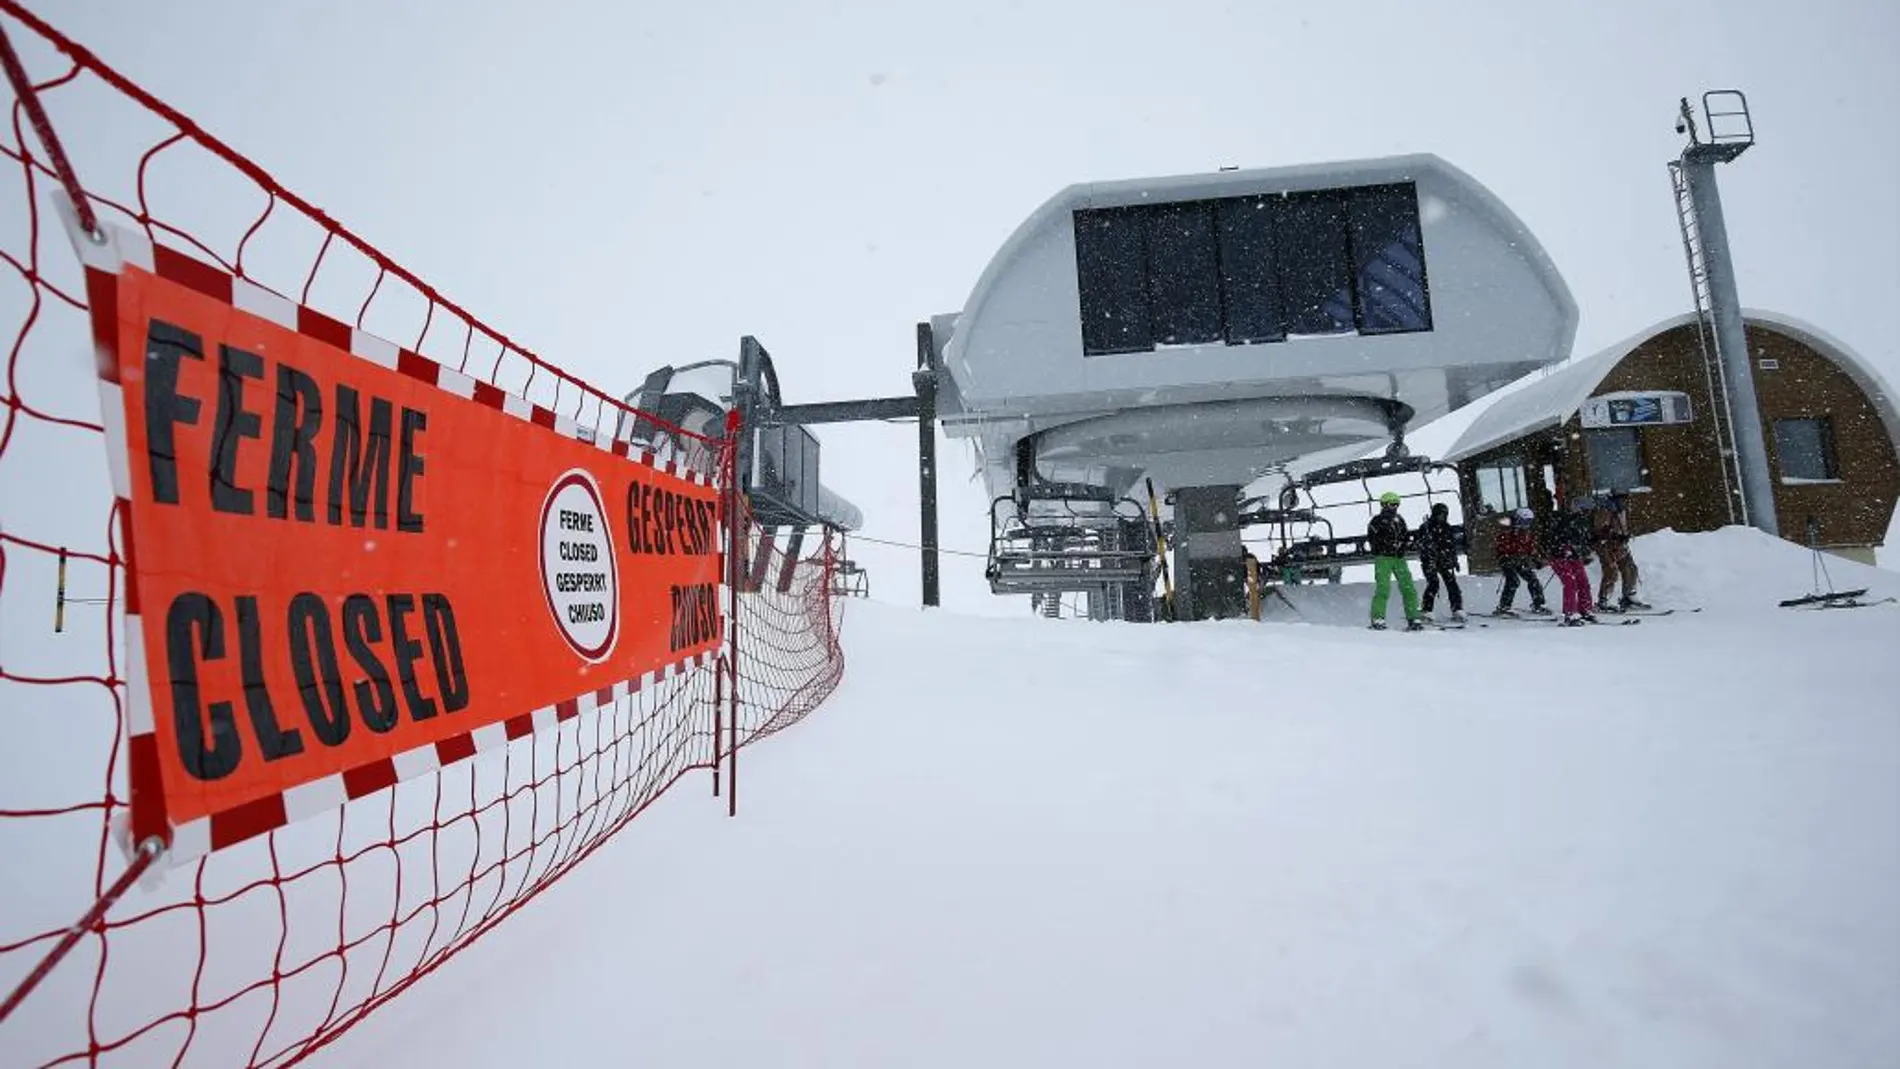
1367 491 1422 631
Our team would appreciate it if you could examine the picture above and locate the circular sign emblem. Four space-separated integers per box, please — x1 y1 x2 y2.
538 469 618 662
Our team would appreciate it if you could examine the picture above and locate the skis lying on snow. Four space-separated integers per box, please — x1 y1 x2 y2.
1782 528 1897 609
1777 588 1886 609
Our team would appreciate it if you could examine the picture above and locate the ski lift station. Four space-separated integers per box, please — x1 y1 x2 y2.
927 153 1579 621
596 94 1876 619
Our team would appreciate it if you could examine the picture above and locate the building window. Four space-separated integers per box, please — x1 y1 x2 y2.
1074 206 1152 356
1347 183 1433 334
1474 458 1529 513
1216 196 1283 344
1144 203 1223 346
1774 417 1839 482
1073 182 1432 356
1275 191 1356 336
1585 427 1648 492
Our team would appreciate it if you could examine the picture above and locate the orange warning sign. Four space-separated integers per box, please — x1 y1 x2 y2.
103 262 725 837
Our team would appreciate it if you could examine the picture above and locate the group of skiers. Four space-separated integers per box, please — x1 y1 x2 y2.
1365 490 1650 630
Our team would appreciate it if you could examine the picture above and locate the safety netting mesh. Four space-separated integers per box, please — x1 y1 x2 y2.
0 5 843 1066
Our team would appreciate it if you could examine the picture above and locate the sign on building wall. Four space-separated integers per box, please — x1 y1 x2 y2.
1580 391 1694 429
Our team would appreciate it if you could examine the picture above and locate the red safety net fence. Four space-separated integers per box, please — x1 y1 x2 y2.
0 4 844 1067
729 504 848 754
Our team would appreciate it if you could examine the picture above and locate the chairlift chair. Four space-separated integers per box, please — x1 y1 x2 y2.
1242 456 1466 582
831 559 870 599
984 488 1153 600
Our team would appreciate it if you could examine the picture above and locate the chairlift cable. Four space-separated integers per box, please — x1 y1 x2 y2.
846 532 990 559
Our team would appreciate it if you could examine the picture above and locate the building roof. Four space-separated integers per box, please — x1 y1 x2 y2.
1441 308 1900 464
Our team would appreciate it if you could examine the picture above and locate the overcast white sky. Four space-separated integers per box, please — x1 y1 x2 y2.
21 0 1899 611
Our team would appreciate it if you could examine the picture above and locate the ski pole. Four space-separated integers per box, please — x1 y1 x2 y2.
1145 477 1175 621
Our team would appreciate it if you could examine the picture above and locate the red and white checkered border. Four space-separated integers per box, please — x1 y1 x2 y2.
164 655 716 863
57 200 722 487
57 198 729 868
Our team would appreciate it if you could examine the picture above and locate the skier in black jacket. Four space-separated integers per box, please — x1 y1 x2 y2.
1415 501 1464 622
1548 495 1599 625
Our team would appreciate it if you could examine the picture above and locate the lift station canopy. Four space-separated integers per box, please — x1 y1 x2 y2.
929 152 1579 506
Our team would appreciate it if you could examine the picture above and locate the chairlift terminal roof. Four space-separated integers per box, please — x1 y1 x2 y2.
933 153 1580 501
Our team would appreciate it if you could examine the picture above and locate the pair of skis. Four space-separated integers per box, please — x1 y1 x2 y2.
1782 524 1896 610
1777 588 1895 610
1512 606 1694 625
1471 609 1675 628
1372 618 1461 632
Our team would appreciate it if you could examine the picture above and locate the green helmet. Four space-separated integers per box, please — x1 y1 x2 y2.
1379 491 1402 507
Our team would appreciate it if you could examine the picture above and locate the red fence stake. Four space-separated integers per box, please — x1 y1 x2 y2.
0 19 99 236
0 837 161 1027
711 653 724 798
723 410 743 818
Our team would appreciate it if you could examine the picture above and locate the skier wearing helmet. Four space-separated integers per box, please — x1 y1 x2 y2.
1492 505 1550 616
1548 494 1599 625
1415 501 1465 623
1366 490 1423 631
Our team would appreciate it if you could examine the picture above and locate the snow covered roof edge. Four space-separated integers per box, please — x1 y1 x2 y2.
1442 309 1900 464
1438 324 1651 463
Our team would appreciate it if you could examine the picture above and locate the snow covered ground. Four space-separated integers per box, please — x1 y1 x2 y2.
298 527 1900 1069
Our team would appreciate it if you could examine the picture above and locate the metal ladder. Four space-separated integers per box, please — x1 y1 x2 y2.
1668 157 1744 526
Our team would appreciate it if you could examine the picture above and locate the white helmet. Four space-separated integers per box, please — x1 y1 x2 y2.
1514 506 1534 522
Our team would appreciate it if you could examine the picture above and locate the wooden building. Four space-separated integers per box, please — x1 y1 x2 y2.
1443 309 1900 571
